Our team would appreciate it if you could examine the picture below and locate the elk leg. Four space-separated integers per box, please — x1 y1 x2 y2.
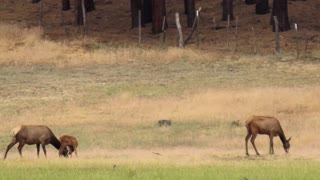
250 133 260 155
69 146 74 156
269 134 274 154
74 148 77 157
3 139 18 160
245 132 252 156
41 145 47 158
17 143 25 158
36 144 40 157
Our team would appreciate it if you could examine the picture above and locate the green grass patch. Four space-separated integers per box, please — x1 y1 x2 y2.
0 159 319 180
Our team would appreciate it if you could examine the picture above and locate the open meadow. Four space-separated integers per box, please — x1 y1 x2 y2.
1 0 320 179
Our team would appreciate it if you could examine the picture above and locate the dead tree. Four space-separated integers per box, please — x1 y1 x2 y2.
152 0 166 34
256 0 269 14
74 0 94 26
131 0 152 28
185 0 195 28
62 0 71 11
245 0 256 5
85 0 95 12
222 0 234 21
271 0 290 32
32 0 41 3
143 0 152 24
131 0 144 28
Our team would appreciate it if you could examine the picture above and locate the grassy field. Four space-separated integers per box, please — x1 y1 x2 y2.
1 158 320 180
1 23 320 179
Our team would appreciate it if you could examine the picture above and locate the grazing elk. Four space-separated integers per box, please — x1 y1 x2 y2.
245 116 291 156
59 135 78 157
3 125 68 160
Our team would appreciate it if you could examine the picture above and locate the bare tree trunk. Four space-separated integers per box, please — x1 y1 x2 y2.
85 0 95 12
152 0 166 34
256 0 269 14
81 0 87 35
186 0 195 28
245 0 256 5
222 0 234 21
131 0 143 28
75 0 83 26
62 0 71 11
143 0 152 24
271 0 290 32
184 0 188 14
39 0 43 27
273 16 280 55
32 0 41 3
175 13 184 48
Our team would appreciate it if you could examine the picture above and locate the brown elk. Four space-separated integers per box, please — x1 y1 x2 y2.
3 125 68 160
59 135 78 157
245 116 291 156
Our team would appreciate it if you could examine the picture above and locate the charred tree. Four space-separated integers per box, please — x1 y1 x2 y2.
143 0 152 24
245 0 256 5
222 0 234 21
186 0 195 28
256 0 269 14
62 0 71 11
152 0 166 34
184 0 188 14
32 0 41 3
85 0 95 12
131 0 144 28
271 0 290 32
74 0 83 25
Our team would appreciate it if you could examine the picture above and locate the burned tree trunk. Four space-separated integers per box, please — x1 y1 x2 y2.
256 0 269 14
271 0 290 32
62 0 71 11
131 0 143 28
186 0 195 28
85 0 95 12
184 0 188 14
75 0 83 25
143 0 152 24
222 0 234 21
32 0 41 3
152 0 166 34
245 0 256 5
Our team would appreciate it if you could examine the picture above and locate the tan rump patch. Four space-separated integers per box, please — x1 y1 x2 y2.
12 126 22 136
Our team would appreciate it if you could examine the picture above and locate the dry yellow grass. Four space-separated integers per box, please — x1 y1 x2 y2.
0 23 218 67
2 87 320 158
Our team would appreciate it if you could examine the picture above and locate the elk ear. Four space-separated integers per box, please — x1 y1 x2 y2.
287 137 292 142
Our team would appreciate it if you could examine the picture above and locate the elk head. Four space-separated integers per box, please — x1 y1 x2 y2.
283 137 291 153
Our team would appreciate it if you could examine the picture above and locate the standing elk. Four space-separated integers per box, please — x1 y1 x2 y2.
3 125 68 160
245 116 291 155
59 135 78 157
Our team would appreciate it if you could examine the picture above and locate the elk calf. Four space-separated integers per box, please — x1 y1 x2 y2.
59 135 78 157
245 116 291 156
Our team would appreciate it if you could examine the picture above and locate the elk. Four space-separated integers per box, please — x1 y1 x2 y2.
59 135 78 157
3 125 68 160
245 116 291 156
